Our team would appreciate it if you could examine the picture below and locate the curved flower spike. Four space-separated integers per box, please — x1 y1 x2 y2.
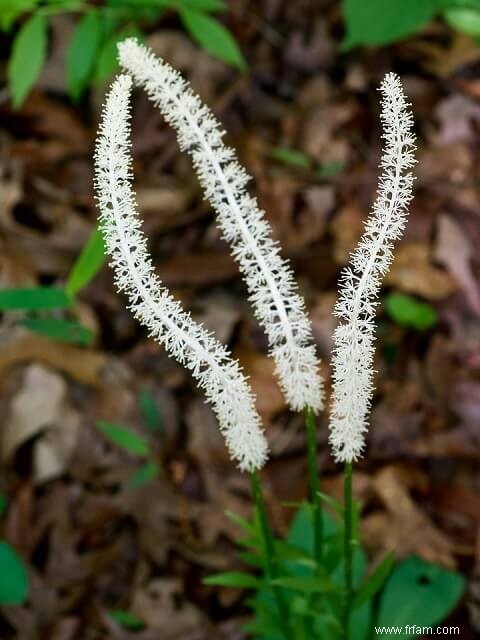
329 73 416 463
117 38 323 414
94 74 268 472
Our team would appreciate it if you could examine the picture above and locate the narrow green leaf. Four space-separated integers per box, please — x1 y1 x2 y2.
127 461 160 488
342 0 437 49
20 317 94 346
270 146 311 169
175 0 226 11
67 11 103 101
204 571 261 589
0 0 37 31
225 510 256 534
376 556 465 638
0 542 29 605
109 609 144 630
97 421 150 457
385 293 438 330
443 6 480 38
353 551 395 609
273 575 342 593
8 13 47 108
180 9 246 70
0 495 6 518
65 229 106 297
0 287 70 310
137 388 163 432
317 491 344 517
316 159 345 179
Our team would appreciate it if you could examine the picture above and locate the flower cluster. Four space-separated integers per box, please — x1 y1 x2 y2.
117 38 324 414
329 73 416 463
94 74 268 472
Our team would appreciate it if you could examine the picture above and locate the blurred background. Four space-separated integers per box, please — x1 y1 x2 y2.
0 1 479 638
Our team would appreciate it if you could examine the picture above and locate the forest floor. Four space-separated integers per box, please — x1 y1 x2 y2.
0 2 479 638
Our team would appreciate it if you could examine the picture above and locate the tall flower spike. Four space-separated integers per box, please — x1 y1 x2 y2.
329 73 416 463
94 74 268 472
118 38 323 414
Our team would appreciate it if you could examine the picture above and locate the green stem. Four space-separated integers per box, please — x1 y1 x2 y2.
343 461 354 640
250 471 291 640
305 406 323 564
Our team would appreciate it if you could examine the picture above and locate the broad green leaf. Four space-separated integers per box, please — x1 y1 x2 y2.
127 461 160 488
376 556 465 638
137 388 163 432
385 293 438 330
0 287 70 310
0 542 29 605
269 147 311 169
342 0 437 49
109 609 144 630
353 551 395 609
66 229 106 297
20 317 93 346
204 571 261 589
67 11 103 100
8 13 48 108
273 575 341 593
443 7 480 37
180 9 246 70
93 23 142 83
97 421 150 456
0 0 37 31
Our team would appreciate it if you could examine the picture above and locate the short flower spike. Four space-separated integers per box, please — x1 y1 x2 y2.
329 73 416 463
94 74 268 472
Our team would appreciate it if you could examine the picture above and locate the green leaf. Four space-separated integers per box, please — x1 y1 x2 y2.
0 495 6 518
225 510 257 535
0 0 37 31
272 575 341 593
109 609 144 630
269 146 311 169
180 9 246 70
175 0 226 11
67 11 103 101
137 388 163 432
8 13 48 108
376 556 465 638
0 287 70 310
342 0 438 49
353 551 395 610
316 159 346 180
93 23 142 83
443 6 480 37
97 421 150 456
0 542 29 605
20 317 94 346
204 571 261 589
127 461 160 488
66 229 106 297
385 293 438 330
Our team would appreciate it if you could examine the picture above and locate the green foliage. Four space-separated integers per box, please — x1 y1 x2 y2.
269 147 311 169
7 12 47 108
65 228 106 298
180 7 246 70
137 387 163 432
4 0 246 107
20 316 94 345
109 609 145 630
384 293 438 330
0 542 29 605
342 0 480 49
206 502 465 640
376 556 465 638
127 460 161 488
97 420 150 456
0 287 71 310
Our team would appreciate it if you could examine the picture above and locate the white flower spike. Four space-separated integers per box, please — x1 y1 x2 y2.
94 74 268 472
329 73 416 463
117 38 323 414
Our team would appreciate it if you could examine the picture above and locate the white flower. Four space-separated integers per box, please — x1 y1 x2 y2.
94 74 268 472
329 73 416 463
117 38 323 414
